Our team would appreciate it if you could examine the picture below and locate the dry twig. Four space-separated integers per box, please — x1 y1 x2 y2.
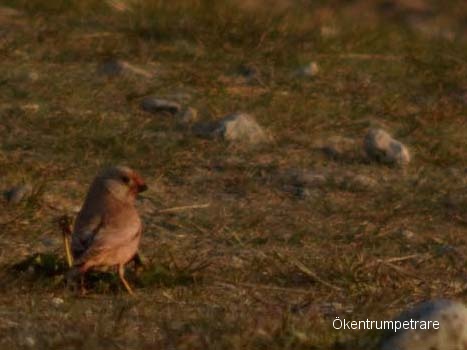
158 203 211 213
274 252 342 292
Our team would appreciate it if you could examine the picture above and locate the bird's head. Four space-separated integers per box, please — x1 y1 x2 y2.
99 166 147 203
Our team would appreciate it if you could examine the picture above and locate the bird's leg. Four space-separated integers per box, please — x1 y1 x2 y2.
118 264 134 295
63 235 73 268
58 215 74 268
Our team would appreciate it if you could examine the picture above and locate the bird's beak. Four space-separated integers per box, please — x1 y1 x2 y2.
137 183 148 193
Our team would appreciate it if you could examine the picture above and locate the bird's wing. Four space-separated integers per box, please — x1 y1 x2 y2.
71 213 103 261
73 216 142 267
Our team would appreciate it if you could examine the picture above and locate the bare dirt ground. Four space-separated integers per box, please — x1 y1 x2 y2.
0 1 465 349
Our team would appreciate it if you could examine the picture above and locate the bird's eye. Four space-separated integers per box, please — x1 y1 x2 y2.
121 175 130 184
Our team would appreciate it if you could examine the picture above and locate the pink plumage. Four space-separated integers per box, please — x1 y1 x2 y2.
70 166 147 294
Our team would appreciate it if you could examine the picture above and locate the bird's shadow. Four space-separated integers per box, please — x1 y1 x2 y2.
2 253 203 294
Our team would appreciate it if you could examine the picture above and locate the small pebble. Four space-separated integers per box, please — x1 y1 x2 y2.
297 62 319 77
4 184 32 204
320 136 358 160
97 59 153 78
21 103 40 113
51 297 64 307
320 25 339 38
25 337 35 347
294 170 328 187
398 228 416 240
178 107 198 124
140 97 181 115
364 128 411 166
194 112 269 146
214 112 269 145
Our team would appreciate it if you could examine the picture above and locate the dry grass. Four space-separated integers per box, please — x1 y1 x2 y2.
0 0 466 349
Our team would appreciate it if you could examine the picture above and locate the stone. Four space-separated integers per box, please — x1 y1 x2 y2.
236 64 262 84
165 92 192 104
398 228 416 240
51 297 64 307
284 168 379 197
20 103 40 113
177 107 198 124
407 18 455 41
141 131 184 142
293 170 328 187
140 97 181 115
0 6 22 18
336 172 378 191
106 0 130 12
11 70 39 83
0 6 24 28
397 0 432 12
24 336 35 348
297 62 319 77
194 113 269 145
320 25 339 38
380 299 467 350
26 71 39 82
320 136 358 160
238 64 259 79
282 169 327 198
192 121 220 139
3 184 32 204
97 59 153 78
364 128 411 166
215 113 269 145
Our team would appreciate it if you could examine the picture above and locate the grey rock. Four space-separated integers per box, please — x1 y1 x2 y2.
20 103 40 113
26 71 39 82
4 184 32 204
177 107 198 124
194 112 269 145
214 113 269 145
320 25 339 38
283 169 327 198
51 297 64 307
320 136 358 160
166 92 192 104
237 64 262 84
290 169 377 191
11 70 39 83
24 336 35 348
364 128 411 166
192 121 220 139
407 17 455 42
238 64 259 79
174 39 202 56
381 299 467 350
285 168 378 197
381 0 432 13
140 97 181 115
297 62 319 77
141 131 184 142
97 59 153 78
0 6 22 18
336 172 378 191
398 228 416 240
40 238 56 247
106 0 130 12
293 170 328 187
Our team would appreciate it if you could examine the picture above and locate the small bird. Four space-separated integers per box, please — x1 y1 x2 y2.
68 166 147 295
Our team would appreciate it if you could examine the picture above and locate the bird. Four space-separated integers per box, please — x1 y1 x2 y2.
67 166 147 295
